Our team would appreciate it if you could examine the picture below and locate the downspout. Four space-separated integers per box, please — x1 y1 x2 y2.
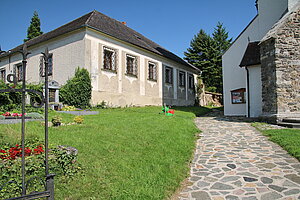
245 66 250 118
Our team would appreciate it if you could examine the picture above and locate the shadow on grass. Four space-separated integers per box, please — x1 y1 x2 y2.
173 106 212 117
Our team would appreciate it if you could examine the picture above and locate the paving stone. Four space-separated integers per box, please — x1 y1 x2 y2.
211 182 234 190
190 176 201 182
237 172 259 178
242 197 258 200
204 177 218 182
212 173 225 178
232 180 243 187
243 177 258 182
227 164 236 169
220 176 240 182
195 172 210 177
285 174 300 185
177 115 300 200
209 191 220 196
261 177 273 184
268 185 287 192
261 191 283 200
191 191 211 200
283 180 299 187
225 195 239 200
284 188 300 195
196 181 210 187
258 163 277 169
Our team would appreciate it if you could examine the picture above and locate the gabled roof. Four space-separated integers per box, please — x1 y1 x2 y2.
0 10 198 71
239 41 261 67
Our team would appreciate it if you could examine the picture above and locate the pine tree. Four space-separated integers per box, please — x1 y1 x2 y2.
212 22 232 93
184 29 219 92
24 11 43 42
184 23 232 94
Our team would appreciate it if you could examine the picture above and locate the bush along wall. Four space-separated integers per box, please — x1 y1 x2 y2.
0 81 43 113
59 67 92 109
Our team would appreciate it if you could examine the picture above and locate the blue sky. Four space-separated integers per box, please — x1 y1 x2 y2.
0 0 257 58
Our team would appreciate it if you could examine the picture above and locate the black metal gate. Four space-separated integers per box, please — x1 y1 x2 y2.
0 44 55 200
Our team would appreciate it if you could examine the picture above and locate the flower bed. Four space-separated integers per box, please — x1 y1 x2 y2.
1 112 31 119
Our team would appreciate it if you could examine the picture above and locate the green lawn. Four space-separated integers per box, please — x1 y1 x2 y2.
0 106 210 199
253 123 300 161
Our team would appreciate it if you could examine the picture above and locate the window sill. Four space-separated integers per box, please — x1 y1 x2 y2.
102 68 117 74
147 78 157 82
125 73 138 78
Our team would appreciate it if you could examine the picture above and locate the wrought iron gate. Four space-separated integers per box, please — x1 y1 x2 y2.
0 44 55 200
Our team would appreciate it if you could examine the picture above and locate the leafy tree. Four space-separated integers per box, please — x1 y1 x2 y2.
24 11 43 42
59 68 92 108
184 22 232 94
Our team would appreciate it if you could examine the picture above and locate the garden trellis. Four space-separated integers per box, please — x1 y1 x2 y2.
0 44 55 200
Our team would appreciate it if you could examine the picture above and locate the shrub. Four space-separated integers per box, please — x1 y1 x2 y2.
95 101 107 109
62 105 77 111
51 116 62 127
73 116 84 124
0 142 81 199
0 115 4 120
59 68 92 109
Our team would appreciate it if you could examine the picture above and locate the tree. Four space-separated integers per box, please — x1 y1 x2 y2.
184 22 232 94
59 68 92 108
24 11 43 42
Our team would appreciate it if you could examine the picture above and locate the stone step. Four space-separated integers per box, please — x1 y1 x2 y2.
277 121 300 128
282 118 300 123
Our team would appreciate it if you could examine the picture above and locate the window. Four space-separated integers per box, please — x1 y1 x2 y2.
103 46 117 71
188 74 194 89
40 54 53 77
179 71 185 87
49 89 56 102
16 64 23 81
231 88 246 104
165 66 173 84
0 68 5 81
148 62 157 81
126 54 138 76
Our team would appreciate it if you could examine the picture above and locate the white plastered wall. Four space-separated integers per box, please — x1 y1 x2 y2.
247 65 262 117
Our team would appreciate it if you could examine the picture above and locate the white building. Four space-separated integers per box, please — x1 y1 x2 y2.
222 0 300 118
0 10 199 107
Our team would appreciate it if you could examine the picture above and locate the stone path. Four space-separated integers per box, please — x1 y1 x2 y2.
177 114 300 200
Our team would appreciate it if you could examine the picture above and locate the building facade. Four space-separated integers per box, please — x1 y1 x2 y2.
222 0 300 120
0 10 198 107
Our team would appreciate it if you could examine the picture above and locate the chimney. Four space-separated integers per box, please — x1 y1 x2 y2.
122 21 127 26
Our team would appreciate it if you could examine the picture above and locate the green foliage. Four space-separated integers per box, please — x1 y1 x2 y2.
59 67 92 109
0 115 4 120
94 100 107 109
52 115 62 126
73 116 84 124
184 22 232 94
24 11 43 42
206 86 217 93
0 141 80 199
62 105 77 111
0 81 43 113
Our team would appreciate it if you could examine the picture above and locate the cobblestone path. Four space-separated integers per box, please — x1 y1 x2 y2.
178 116 300 200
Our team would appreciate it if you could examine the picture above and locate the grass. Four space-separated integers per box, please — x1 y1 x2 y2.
0 106 211 199
253 123 300 161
